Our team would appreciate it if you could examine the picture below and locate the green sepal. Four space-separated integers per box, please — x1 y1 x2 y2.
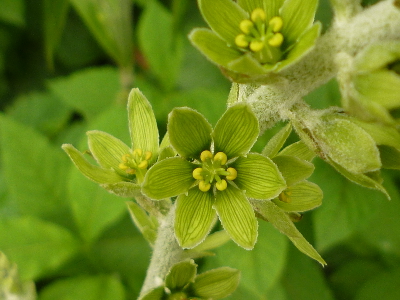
62 144 123 184
354 41 400 72
189 28 242 69
379 145 400 170
213 103 259 159
214 186 257 250
227 52 274 75
262 122 292 158
278 140 316 161
190 230 230 253
142 157 195 200
87 130 130 171
273 181 322 212
168 107 212 159
165 260 197 291
101 181 141 198
198 0 247 46
128 88 159 164
252 200 326 265
280 0 318 45
175 189 216 249
272 155 314 186
139 286 165 300
190 267 240 300
352 121 400 150
157 146 176 161
126 201 158 247
233 153 287 200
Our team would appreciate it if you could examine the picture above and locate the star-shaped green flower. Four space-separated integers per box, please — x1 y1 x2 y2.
189 0 321 82
62 88 159 197
142 103 286 250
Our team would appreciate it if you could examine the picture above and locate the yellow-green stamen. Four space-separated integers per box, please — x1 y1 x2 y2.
279 190 291 203
118 148 152 177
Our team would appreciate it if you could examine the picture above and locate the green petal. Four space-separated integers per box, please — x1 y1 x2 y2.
189 28 242 69
227 52 273 75
62 144 123 184
87 130 130 171
142 157 195 200
352 121 400 150
280 0 318 45
168 107 212 159
175 189 216 249
238 0 285 21
277 22 321 71
214 186 257 250
278 140 316 161
101 181 141 198
192 267 240 299
165 260 197 291
199 0 248 46
128 88 159 164
354 41 400 72
272 155 314 186
262 122 292 158
213 103 259 158
232 153 286 200
273 181 322 212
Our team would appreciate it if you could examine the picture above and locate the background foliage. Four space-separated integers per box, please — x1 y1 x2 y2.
1 0 399 299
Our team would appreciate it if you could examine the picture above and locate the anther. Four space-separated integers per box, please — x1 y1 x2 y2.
235 34 249 48
239 19 254 34
193 168 204 180
119 163 129 170
216 179 228 191
250 40 264 52
199 180 211 192
200 150 213 162
214 152 227 165
251 8 266 22
268 33 284 47
122 154 131 163
269 16 283 32
279 190 291 203
133 149 143 157
138 160 148 169
226 168 237 181
126 168 136 175
144 151 152 161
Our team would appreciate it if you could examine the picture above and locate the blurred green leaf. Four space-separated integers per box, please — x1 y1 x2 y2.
43 0 70 70
0 217 79 281
138 0 183 91
38 274 125 300
70 0 133 68
0 114 70 223
47 67 120 120
355 268 400 300
0 0 25 27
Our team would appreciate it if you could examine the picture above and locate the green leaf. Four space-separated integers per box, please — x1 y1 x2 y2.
165 260 197 291
175 189 216 249
67 166 126 244
252 200 326 265
128 89 159 164
142 157 195 200
127 201 158 247
213 103 259 159
0 0 25 27
214 186 257 250
189 230 230 254
87 130 130 172
38 274 125 300
379 145 400 169
353 121 400 150
0 115 70 222
47 67 120 120
62 144 123 184
280 0 318 45
70 0 133 68
0 217 79 280
199 0 248 46
262 122 292 158
233 153 286 200
272 155 314 186
273 181 322 212
191 267 240 299
278 140 316 161
43 0 70 69
168 107 212 159
189 28 242 69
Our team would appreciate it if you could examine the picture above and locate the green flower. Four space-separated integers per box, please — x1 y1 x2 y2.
62 88 159 197
142 103 286 250
189 0 321 82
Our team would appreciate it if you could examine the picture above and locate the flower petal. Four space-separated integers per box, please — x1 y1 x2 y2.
199 0 248 46
273 181 322 212
238 0 284 21
142 157 196 200
227 52 273 75
214 186 257 250
62 144 123 184
87 130 130 171
272 155 314 185
165 260 197 291
262 122 292 158
175 188 216 249
278 140 316 161
232 153 286 200
127 88 159 164
168 107 212 159
189 28 242 69
213 103 259 158
280 0 318 45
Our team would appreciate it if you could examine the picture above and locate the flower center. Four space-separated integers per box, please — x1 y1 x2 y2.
235 8 284 64
192 150 238 192
118 148 152 181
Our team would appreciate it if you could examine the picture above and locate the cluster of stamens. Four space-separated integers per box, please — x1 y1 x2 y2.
118 149 152 175
192 150 238 192
235 8 284 64
279 189 292 203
